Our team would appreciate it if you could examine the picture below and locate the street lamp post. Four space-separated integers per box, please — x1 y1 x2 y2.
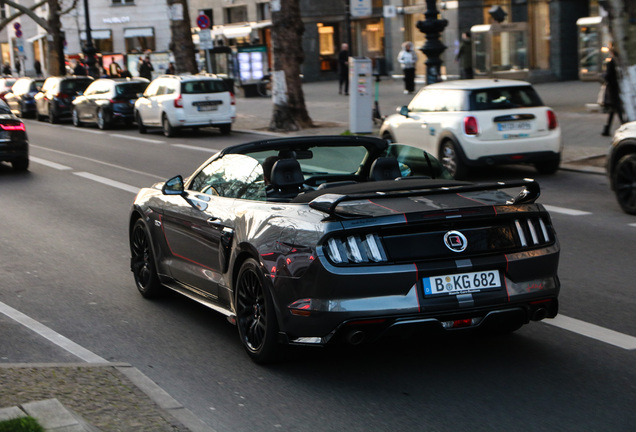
82 0 99 77
416 0 448 84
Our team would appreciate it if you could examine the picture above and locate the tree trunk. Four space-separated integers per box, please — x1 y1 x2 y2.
166 0 198 74
604 0 636 122
269 0 313 131
47 0 65 75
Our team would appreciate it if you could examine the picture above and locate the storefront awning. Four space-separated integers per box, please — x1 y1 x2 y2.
207 21 272 39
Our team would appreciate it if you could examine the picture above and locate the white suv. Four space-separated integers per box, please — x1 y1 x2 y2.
379 79 562 178
134 74 235 137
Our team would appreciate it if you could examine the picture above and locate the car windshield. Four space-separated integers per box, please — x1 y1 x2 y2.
116 82 148 97
469 85 543 110
181 80 227 94
60 79 93 94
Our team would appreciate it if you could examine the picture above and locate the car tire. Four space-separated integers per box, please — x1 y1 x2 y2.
11 157 29 172
72 108 83 127
130 219 165 298
535 158 560 175
136 112 147 134
97 108 109 130
162 114 176 137
440 139 467 179
36 110 43 122
236 258 280 364
219 123 231 135
48 104 58 124
382 131 394 144
612 153 636 214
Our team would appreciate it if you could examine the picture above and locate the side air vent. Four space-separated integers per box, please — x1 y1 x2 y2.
514 217 551 247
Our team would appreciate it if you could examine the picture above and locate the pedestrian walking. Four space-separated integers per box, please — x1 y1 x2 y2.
397 41 417 94
166 62 176 75
108 59 122 78
73 60 86 76
2 63 11 75
456 31 474 79
138 55 154 80
338 43 349 95
34 60 42 77
601 47 624 136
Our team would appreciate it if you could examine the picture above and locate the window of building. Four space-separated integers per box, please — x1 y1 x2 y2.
112 0 134 5
80 30 113 54
257 2 271 21
225 6 248 24
124 27 155 53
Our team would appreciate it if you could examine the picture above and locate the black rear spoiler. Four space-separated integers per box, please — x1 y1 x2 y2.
308 178 541 218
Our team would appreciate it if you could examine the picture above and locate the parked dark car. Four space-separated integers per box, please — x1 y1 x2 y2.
5 77 44 118
0 99 29 171
129 135 561 363
72 77 149 129
34 76 94 123
606 121 636 214
0 77 17 101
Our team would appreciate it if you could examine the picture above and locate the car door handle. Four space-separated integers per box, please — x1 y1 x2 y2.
207 217 222 227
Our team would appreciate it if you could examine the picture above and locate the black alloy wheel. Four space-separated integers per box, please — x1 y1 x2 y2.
236 258 279 363
130 220 164 298
613 153 636 214
440 140 467 179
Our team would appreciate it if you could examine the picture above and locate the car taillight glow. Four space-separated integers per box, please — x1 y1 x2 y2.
464 116 478 135
0 123 25 131
547 109 558 130
230 92 235 105
325 234 387 264
56 93 71 99
174 95 183 108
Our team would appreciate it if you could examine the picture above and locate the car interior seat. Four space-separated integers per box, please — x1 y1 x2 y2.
268 158 305 199
369 157 402 181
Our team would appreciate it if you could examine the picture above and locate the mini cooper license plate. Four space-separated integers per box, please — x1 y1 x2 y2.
423 270 501 296
497 121 531 131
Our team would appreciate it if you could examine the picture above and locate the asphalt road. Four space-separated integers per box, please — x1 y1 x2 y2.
1 120 635 432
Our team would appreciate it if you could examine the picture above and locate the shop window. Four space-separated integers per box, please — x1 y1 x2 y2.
226 6 248 24
112 0 134 5
80 30 113 54
318 24 335 55
124 27 155 53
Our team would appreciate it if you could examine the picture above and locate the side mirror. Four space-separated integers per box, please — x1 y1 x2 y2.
399 105 409 117
162 175 185 195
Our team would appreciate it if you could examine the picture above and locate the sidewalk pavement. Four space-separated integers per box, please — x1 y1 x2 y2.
0 78 612 432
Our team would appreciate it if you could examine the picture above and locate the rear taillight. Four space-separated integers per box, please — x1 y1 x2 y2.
547 109 558 130
230 92 235 105
464 116 478 135
56 93 71 100
325 234 387 264
0 123 25 131
174 95 183 108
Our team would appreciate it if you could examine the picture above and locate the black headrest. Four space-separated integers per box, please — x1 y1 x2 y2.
369 157 401 181
270 158 304 189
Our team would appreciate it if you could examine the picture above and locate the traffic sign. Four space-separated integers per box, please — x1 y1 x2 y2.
197 13 211 30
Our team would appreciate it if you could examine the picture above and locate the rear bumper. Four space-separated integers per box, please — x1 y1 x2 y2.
0 140 28 162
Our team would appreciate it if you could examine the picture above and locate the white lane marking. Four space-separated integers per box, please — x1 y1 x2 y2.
172 143 220 153
543 205 592 216
109 133 165 144
30 147 164 181
74 172 140 194
545 315 636 350
629 223 636 228
30 156 72 171
0 300 107 363
77 129 104 135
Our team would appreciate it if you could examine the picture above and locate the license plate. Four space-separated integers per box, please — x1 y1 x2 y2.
497 121 531 131
423 270 501 296
197 105 218 112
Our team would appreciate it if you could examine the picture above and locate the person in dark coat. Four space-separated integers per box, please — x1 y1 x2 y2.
456 32 474 79
34 60 42 77
602 48 624 136
337 43 349 95
73 60 86 76
138 56 154 80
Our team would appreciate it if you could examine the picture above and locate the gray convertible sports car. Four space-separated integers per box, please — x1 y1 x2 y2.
129 136 560 363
